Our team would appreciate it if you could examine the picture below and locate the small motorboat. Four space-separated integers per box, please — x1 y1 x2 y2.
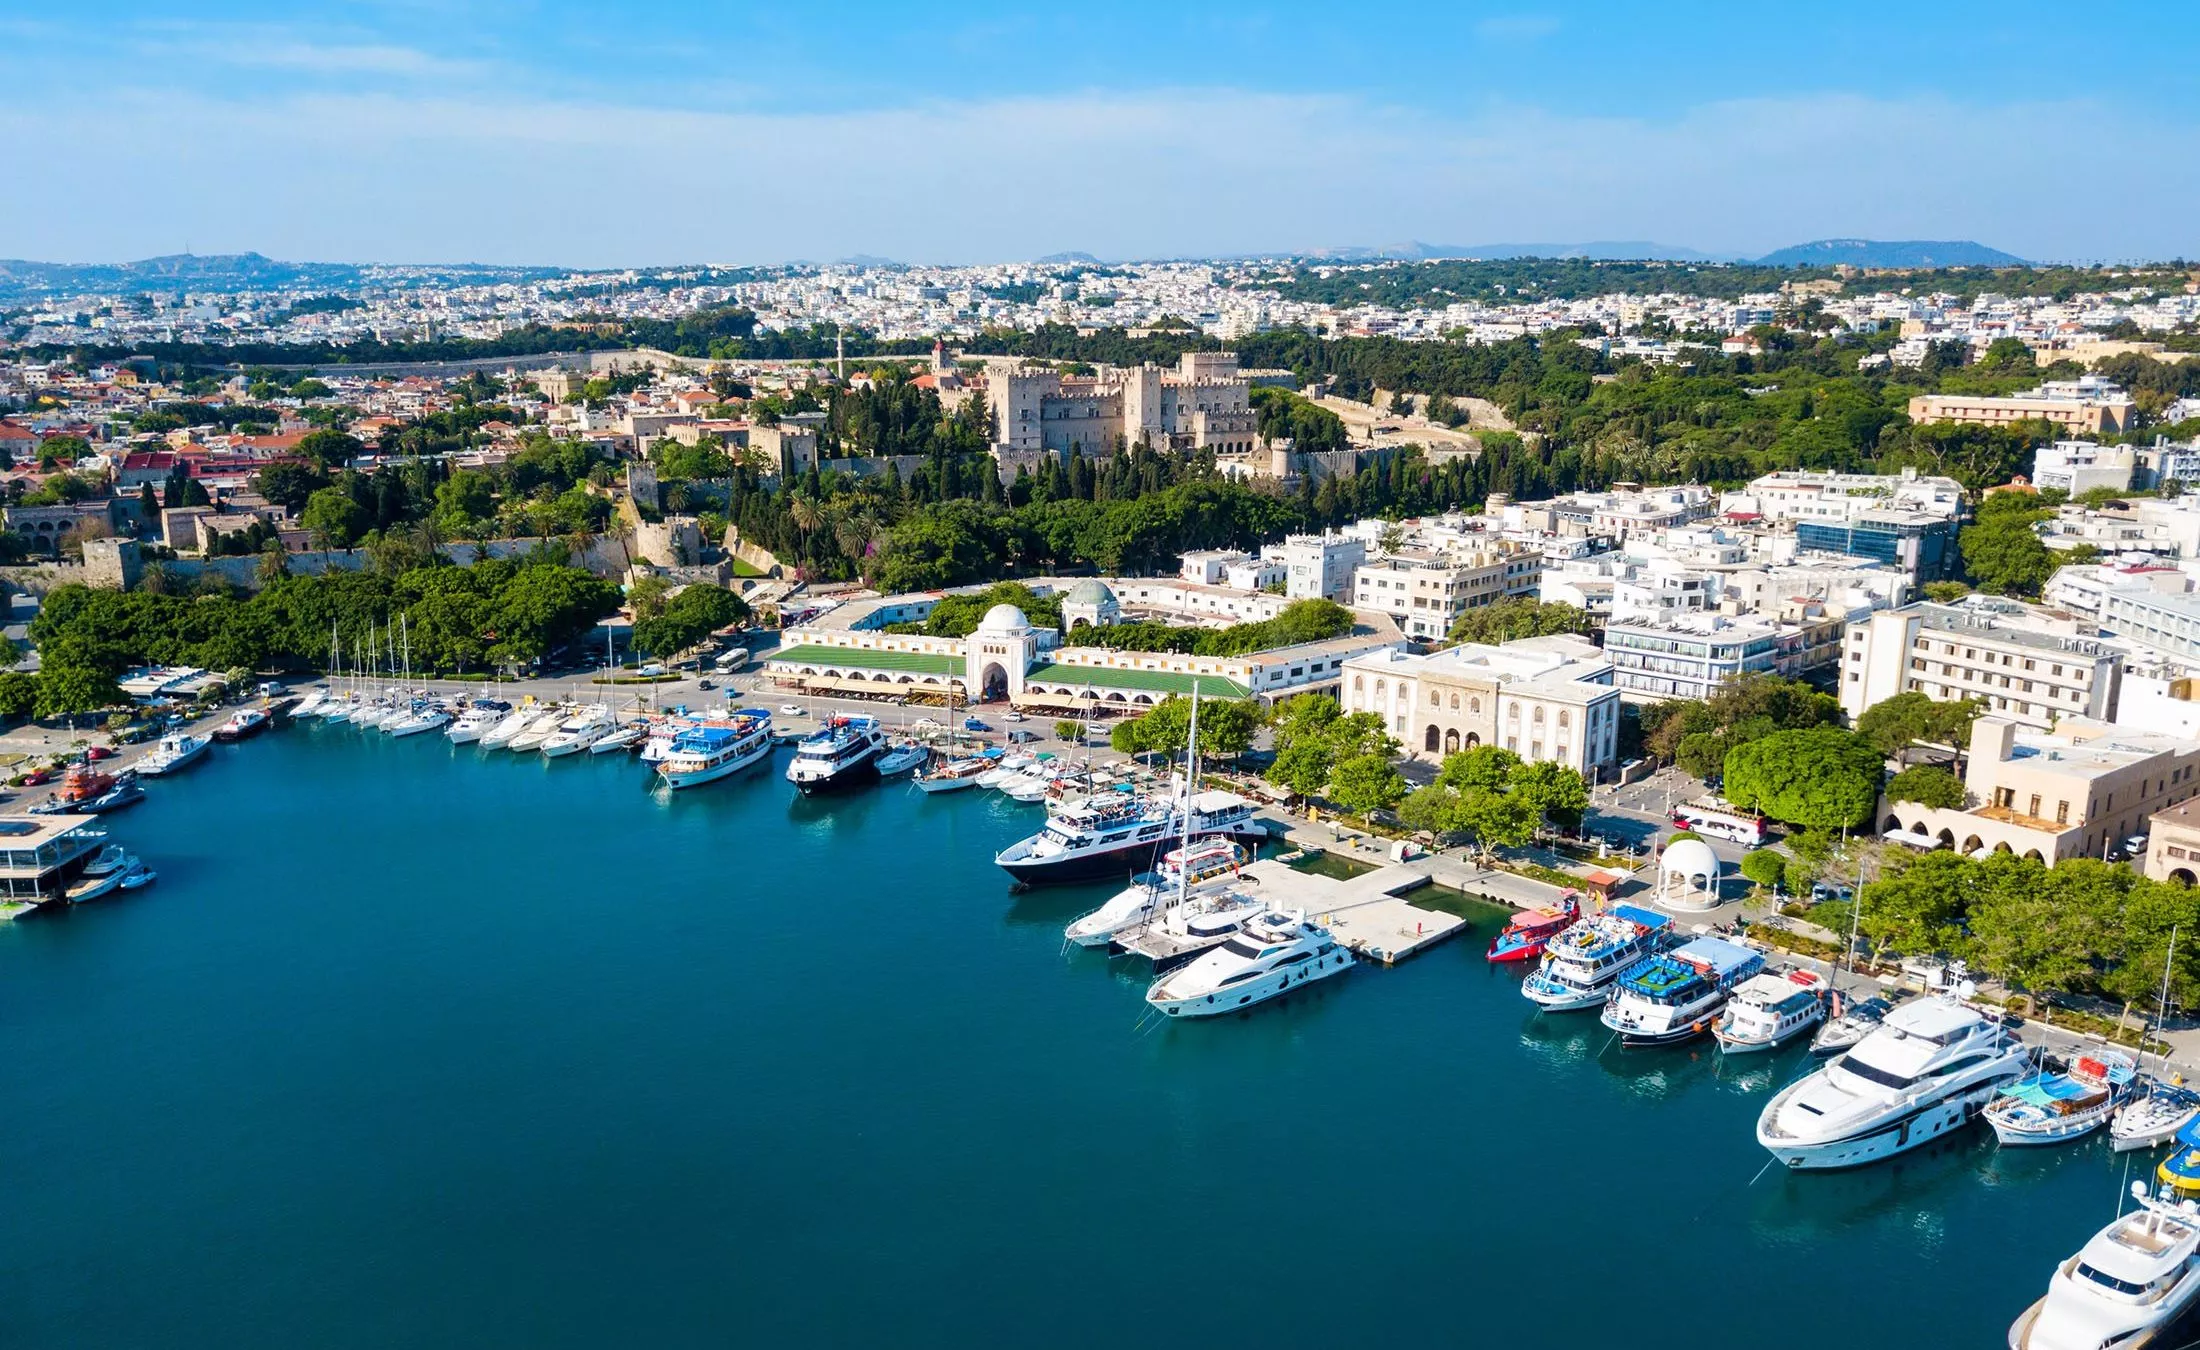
2114 1079 2200 1153
118 861 157 890
1487 896 1579 963
81 777 146 814
1988 1051 2140 1147
137 733 211 776
80 843 133 878
65 867 127 904
213 708 270 742
1808 993 1893 1057
874 741 930 778
914 756 990 793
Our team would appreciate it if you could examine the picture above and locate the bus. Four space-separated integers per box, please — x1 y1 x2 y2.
1672 799 1768 847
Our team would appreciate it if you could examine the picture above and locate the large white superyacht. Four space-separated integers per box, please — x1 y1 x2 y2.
2009 1182 2200 1350
1756 996 2029 1170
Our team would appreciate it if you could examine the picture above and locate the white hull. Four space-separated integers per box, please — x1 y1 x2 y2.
386 714 450 738
659 737 773 789
590 728 643 754
1763 1080 2007 1170
1150 949 1352 1018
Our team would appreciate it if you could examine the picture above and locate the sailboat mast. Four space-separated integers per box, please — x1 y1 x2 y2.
2154 927 2179 1073
1176 682 1201 913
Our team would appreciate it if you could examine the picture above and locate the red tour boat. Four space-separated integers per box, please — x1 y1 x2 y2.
1486 894 1582 963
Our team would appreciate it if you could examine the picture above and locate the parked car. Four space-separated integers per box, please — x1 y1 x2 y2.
780 704 805 716
963 717 992 732
19 769 54 786
1005 711 1027 723
84 746 116 761
697 679 715 691
1007 729 1040 744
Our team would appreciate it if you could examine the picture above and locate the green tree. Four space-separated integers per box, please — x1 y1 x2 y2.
1438 744 1520 791
1740 848 1786 894
1857 690 1981 758
1054 719 1082 743
1856 850 1973 957
1886 764 1966 809
301 488 367 551
1967 855 2123 1014
33 662 121 721
1457 786 1535 854
1396 784 1464 836
0 671 38 717
1509 760 1589 833
1723 727 1883 831
1445 598 1594 647
253 462 332 512
1329 752 1407 816
296 429 364 471
1960 513 2057 597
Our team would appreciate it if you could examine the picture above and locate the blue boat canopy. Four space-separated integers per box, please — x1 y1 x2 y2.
2174 1116 2200 1151
1609 904 1670 930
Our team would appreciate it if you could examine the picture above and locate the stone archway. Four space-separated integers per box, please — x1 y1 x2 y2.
1424 725 1440 752
1961 835 1983 854
1465 732 1481 748
2024 850 2045 863
1443 729 1461 753
1911 821 1929 836
2173 869 2197 887
979 662 1008 702
1884 815 1902 833
1936 829 1957 850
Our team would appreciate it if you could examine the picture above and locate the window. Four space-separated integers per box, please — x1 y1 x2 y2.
1470 697 1481 714
1352 676 1362 692
1558 710 1571 729
2029 795 2041 817
1450 693 1460 710
2057 801 2069 824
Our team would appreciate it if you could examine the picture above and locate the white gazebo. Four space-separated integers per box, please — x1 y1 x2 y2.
1657 837 1723 911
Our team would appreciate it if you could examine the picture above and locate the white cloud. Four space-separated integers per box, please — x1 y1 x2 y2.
0 85 2184 265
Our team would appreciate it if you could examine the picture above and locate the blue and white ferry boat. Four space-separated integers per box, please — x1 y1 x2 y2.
1600 935 1765 1047
657 712 774 790
1520 904 1674 1012
786 715 889 795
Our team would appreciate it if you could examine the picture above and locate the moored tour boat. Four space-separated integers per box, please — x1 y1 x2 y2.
1599 935 1765 1048
1486 896 1579 964
786 715 889 795
658 714 775 790
1988 1051 2140 1147
1520 904 1673 1012
1711 968 1829 1054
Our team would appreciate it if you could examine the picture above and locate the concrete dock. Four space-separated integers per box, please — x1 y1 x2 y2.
1238 857 1467 965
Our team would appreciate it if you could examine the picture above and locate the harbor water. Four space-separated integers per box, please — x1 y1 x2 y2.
0 725 2143 1347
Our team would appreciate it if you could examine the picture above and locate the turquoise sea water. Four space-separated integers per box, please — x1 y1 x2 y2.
0 724 2146 1347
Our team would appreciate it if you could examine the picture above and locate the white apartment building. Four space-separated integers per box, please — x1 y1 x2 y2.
1339 634 1622 781
1840 598 2122 730
1266 531 1368 602
1602 612 1781 703
2099 584 2200 667
2031 441 2136 495
2043 558 2196 619
2137 437 2200 490
1725 467 1967 525
1350 546 1539 643
1908 376 2139 436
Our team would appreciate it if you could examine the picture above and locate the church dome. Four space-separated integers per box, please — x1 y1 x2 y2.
978 603 1030 634
1064 579 1117 606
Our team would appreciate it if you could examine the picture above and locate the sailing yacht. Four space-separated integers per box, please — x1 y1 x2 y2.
1065 839 1250 949
1756 996 2030 1169
2111 933 2198 1153
385 703 452 738
1145 911 1353 1018
2008 1183 2200 1350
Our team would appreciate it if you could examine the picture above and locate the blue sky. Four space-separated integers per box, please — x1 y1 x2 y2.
4 1 2194 267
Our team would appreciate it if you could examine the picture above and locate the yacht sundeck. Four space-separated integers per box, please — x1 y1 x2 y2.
1519 904 1673 1012
2009 1183 2200 1350
1756 996 2029 1170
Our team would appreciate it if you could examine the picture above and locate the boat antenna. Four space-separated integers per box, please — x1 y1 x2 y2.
2153 926 2178 1076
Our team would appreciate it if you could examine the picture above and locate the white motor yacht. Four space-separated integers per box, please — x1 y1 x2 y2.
136 733 211 776
1809 993 1895 1057
1756 996 2030 1170
1146 911 1353 1018
2113 1082 2200 1154
590 725 645 754
541 708 615 757
445 706 504 744
317 695 357 723
80 843 132 878
1711 969 1829 1054
506 708 568 753
477 707 535 749
289 688 328 718
2009 1184 2200 1350
117 860 157 890
1066 840 1250 949
874 741 930 778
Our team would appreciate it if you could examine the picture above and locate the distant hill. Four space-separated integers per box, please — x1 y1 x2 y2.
1753 239 2026 268
1035 251 1101 265
1307 240 1729 263
832 254 906 269
0 251 570 302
